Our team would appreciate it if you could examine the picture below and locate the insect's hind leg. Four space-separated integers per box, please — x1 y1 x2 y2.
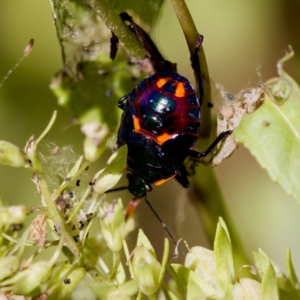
189 130 233 159
175 165 191 188
190 35 205 106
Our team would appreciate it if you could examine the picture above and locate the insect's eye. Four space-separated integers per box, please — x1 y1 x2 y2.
145 184 152 192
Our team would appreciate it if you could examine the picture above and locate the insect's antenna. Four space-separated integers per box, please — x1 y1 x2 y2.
145 197 184 254
105 186 128 194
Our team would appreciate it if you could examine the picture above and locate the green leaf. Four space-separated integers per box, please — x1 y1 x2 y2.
171 264 223 299
50 61 128 133
131 230 169 296
253 249 270 278
276 272 300 300
91 279 138 299
132 232 162 296
233 51 300 202
136 229 156 256
93 145 127 194
185 246 217 285
0 256 21 281
214 218 235 284
48 266 86 300
253 249 279 300
0 141 26 168
0 205 27 229
49 0 165 134
82 122 109 162
50 0 163 65
286 247 300 289
109 0 165 26
90 282 114 298
98 199 125 252
49 0 142 132
117 279 139 297
261 261 279 300
0 261 52 296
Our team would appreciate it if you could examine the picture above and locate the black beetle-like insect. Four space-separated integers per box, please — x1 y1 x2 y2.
112 13 232 202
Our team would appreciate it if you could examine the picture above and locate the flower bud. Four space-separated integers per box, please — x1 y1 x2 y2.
0 141 25 167
0 256 21 281
50 265 86 299
132 245 161 296
0 205 27 229
93 145 127 194
91 279 138 299
99 199 125 252
185 246 217 277
0 261 52 296
81 121 109 162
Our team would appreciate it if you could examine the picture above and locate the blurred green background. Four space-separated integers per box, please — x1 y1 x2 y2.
1 0 300 274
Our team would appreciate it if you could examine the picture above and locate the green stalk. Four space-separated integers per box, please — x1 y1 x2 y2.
169 0 250 267
92 0 147 59
30 112 80 258
108 251 121 283
50 160 90 202
169 0 211 136
33 169 79 259
190 165 249 268
137 291 143 300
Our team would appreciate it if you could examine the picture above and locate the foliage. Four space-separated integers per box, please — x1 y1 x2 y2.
0 0 300 299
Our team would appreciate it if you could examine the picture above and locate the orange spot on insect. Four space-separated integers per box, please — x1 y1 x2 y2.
133 115 141 132
134 114 175 145
154 174 176 186
156 78 168 88
156 132 173 145
175 82 185 97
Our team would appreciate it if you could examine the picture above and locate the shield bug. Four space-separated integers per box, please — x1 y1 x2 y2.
112 13 232 201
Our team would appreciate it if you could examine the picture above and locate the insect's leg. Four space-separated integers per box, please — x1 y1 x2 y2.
190 35 205 106
118 94 130 110
189 130 233 159
110 32 119 60
125 197 141 220
175 165 190 188
119 12 176 72
119 12 164 62
119 12 133 22
109 12 133 60
105 186 128 193
144 197 183 253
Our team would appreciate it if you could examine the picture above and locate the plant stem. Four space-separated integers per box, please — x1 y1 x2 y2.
170 0 249 267
108 251 121 283
66 186 91 224
92 0 147 59
169 0 211 136
190 165 250 267
159 238 170 284
136 291 143 300
30 112 80 258
50 160 90 202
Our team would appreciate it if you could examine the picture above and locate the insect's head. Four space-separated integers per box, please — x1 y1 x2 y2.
126 173 146 198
